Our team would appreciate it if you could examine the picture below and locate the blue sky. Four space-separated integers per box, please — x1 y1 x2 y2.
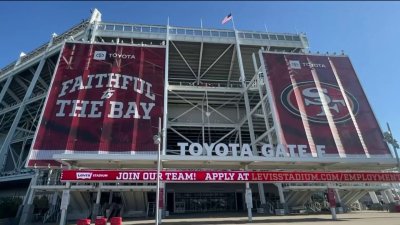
0 1 399 149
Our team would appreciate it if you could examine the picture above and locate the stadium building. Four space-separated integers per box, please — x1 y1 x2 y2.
0 9 399 225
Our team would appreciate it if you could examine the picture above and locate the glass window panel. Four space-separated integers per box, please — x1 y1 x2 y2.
142 27 151 32
244 33 252 38
228 32 235 37
115 25 123 31
177 29 185 34
203 31 211 36
160 28 167 33
270 35 278 40
211 31 219 37
194 30 202 35
220 32 228 37
285 35 293 41
123 26 132 32
261 34 269 39
186 29 194 35
238 33 244 38
133 26 141 32
293 36 301 41
105 25 114 31
277 35 285 40
253 33 261 39
151 27 160 33
169 28 177 34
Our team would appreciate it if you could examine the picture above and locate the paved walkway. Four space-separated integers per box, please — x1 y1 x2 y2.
65 211 400 225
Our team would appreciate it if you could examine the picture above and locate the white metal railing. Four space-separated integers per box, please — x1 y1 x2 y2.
97 22 304 43
169 80 243 88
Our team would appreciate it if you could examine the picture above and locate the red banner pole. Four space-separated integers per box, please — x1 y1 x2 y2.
327 188 337 220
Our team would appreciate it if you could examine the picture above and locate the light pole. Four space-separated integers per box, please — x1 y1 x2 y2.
383 122 400 171
153 118 162 225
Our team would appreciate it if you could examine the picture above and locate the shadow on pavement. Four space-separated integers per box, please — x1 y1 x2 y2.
123 218 348 225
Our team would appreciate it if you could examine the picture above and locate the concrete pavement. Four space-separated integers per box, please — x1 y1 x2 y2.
64 211 400 225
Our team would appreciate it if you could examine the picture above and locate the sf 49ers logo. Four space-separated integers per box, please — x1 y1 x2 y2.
281 81 359 123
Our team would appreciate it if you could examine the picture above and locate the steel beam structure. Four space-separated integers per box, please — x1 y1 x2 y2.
0 34 56 171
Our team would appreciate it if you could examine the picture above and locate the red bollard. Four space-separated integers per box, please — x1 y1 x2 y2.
95 217 107 225
77 218 91 225
110 217 122 225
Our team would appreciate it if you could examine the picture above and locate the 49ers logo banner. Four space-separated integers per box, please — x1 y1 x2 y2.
263 53 390 158
27 42 165 168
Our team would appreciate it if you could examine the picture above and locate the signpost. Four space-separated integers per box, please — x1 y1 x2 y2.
155 118 162 225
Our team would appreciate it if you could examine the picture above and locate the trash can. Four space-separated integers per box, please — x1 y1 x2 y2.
110 217 122 225
95 217 107 225
77 219 91 225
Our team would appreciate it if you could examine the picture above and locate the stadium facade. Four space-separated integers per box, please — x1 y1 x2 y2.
0 9 399 225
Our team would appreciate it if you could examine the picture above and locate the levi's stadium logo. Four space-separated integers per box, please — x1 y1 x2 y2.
281 81 359 123
76 172 93 179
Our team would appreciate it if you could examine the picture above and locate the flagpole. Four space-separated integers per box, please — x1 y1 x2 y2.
231 14 236 30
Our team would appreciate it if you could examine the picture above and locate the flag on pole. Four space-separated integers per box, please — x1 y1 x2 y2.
221 13 232 24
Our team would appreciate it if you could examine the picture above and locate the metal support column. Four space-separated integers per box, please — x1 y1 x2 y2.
334 189 343 211
385 190 395 203
244 165 252 221
245 183 253 221
18 171 38 225
258 50 284 144
0 76 13 171
381 191 390 204
275 183 288 214
162 19 170 156
369 191 380 204
91 183 102 222
0 33 56 170
109 191 113 204
59 185 70 225
252 53 269 213
0 76 13 105
252 53 273 143
257 183 267 212
87 8 102 43
233 23 258 156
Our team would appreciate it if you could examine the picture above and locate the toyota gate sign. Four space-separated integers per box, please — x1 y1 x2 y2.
26 42 165 168
262 52 390 158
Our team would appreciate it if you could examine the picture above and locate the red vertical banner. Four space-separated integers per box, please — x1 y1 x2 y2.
262 52 391 158
159 188 164 209
26 42 165 168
